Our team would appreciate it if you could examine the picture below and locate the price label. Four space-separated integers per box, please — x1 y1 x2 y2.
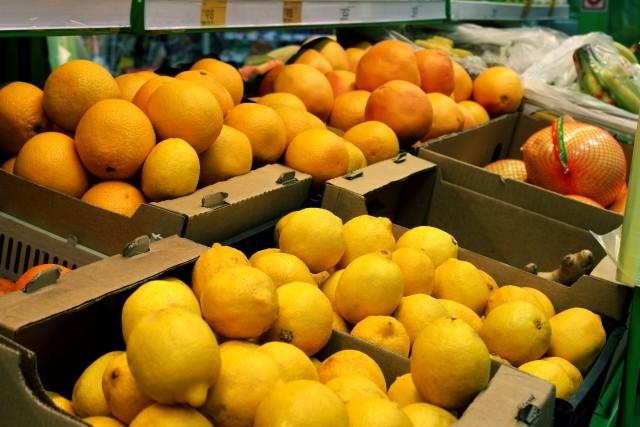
283 0 302 24
201 0 227 27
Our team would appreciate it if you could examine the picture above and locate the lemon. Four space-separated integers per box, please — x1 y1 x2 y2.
129 404 212 427
254 380 348 427
47 391 75 415
121 279 200 343
437 299 483 332
351 315 411 357
519 360 575 400
276 208 346 273
478 269 498 293
333 311 349 332
336 251 404 324
391 247 435 296
263 281 333 356
345 397 413 427
411 317 490 409
393 294 448 344
325 375 388 403
192 243 250 299
321 269 344 310
479 301 551 366
402 402 457 427
345 141 367 172
547 308 606 373
258 341 319 381
83 416 126 427
72 351 123 417
339 215 395 267
543 356 584 392
249 248 281 264
251 251 315 287
387 374 423 407
433 258 490 315
102 353 153 424
141 138 200 202
201 341 284 427
490 354 513 367
200 265 278 339
318 349 386 392
523 287 556 319
127 307 220 407
396 226 458 267
485 285 545 315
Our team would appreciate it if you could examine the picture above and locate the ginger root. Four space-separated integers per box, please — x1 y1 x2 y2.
524 250 594 285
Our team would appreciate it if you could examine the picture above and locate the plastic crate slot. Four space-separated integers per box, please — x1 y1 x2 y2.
42 252 50 264
71 264 78 270
13 241 23 274
52 256 59 265
61 260 69 268
22 245 32 274
0 233 4 266
4 237 13 271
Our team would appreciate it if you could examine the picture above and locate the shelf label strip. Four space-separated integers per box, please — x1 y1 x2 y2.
283 0 303 24
201 0 227 27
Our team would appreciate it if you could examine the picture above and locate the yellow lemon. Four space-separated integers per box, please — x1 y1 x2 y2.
392 247 436 295
83 416 126 427
345 397 413 427
393 294 448 344
72 351 123 417
47 391 75 415
519 360 575 400
129 403 212 427
479 301 551 366
402 402 457 427
333 311 350 332
485 285 546 315
101 353 153 424
318 349 386 392
411 317 490 409
249 248 281 264
387 374 423 407
321 269 344 310
523 287 556 319
259 341 319 382
339 215 396 267
200 266 278 339
543 356 584 392
192 243 250 299
433 258 490 315
325 375 388 403
351 315 411 357
478 269 499 293
251 251 315 287
437 299 483 332
396 226 458 267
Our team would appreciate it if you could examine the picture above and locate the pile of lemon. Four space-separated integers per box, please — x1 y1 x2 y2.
49 208 606 427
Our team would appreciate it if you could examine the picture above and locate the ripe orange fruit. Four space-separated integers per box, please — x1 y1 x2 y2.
132 76 174 114
295 49 333 74
270 105 316 146
452 62 473 102
199 125 253 186
415 49 454 95
0 277 15 295
147 80 223 154
365 80 432 146
356 40 421 91
0 82 49 155
274 64 334 121
329 90 370 131
14 132 89 197
326 70 357 98
175 69 234 115
343 121 399 165
257 92 307 111
315 39 350 71
610 183 627 214
115 72 158 102
43 59 120 131
1 157 15 173
15 264 71 291
457 100 489 127
75 99 156 179
566 195 604 209
191 58 244 104
346 48 367 73
224 103 287 163
81 181 145 217
472 66 523 116
422 93 465 140
284 129 349 184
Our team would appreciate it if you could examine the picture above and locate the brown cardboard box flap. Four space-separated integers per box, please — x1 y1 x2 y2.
0 236 207 337
153 165 312 245
0 170 185 255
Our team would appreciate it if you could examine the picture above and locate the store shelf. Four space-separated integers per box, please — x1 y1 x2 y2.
0 0 132 33
144 0 447 31
450 1 570 21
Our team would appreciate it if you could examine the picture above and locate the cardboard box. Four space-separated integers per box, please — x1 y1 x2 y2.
0 231 556 427
419 113 631 235
0 164 312 256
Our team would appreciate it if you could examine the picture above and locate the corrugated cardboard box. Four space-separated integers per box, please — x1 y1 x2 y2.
0 164 312 256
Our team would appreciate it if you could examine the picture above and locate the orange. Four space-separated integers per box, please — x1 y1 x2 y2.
75 99 156 179
295 49 333 74
326 71 357 98
274 64 334 121
346 47 366 73
81 181 145 218
315 40 350 71
610 183 627 214
472 66 523 116
566 195 604 209
132 76 174 114
147 80 223 154
191 58 245 104
43 59 120 131
329 90 370 131
356 40 421 91
224 103 287 163
452 62 473 102
415 49 454 95
365 80 432 146
343 121 399 165
460 108 476 130
175 69 234 116
457 100 489 126
306 112 327 129
257 92 307 111
199 125 252 186
14 264 70 291
0 277 15 294
14 132 89 197
270 104 315 146
115 72 157 102
0 82 49 155
1 157 16 173
422 93 464 140
284 128 349 184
